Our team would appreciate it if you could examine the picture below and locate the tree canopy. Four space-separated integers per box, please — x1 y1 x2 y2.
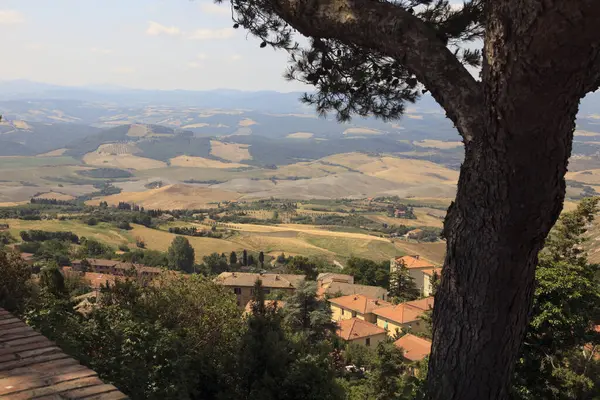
167 236 196 273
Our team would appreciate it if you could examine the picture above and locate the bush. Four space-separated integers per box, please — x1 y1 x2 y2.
116 221 132 230
136 237 146 249
86 217 98 226
118 244 130 252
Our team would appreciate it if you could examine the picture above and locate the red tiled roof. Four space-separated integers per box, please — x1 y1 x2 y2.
373 297 434 324
422 268 442 277
394 334 432 361
0 308 127 399
394 256 435 269
329 294 392 314
337 318 386 341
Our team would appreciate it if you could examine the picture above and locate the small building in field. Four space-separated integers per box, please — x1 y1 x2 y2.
394 333 432 361
215 272 305 308
337 317 387 348
329 294 392 323
404 229 423 239
373 297 434 337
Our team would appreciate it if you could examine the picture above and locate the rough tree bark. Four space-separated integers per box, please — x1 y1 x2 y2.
253 0 600 398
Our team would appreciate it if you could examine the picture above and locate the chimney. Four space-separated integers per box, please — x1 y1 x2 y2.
374 300 379 305
275 275 280 280
414 255 420 259
353 296 358 300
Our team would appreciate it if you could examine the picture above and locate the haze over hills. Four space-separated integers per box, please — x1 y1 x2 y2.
0 80 599 206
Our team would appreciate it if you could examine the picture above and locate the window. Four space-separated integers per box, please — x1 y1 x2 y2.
263 289 271 294
352 311 357 318
384 321 389 330
233 287 242 295
250 289 254 295
365 338 371 347
342 309 345 316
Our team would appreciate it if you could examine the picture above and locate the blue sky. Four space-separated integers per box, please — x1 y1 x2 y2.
0 0 464 92
0 0 313 91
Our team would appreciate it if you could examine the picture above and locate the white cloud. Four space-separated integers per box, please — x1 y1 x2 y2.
200 3 230 15
90 47 113 55
229 54 242 61
187 61 203 69
197 53 209 60
188 28 234 40
111 67 135 74
0 10 24 25
146 21 181 37
27 43 43 50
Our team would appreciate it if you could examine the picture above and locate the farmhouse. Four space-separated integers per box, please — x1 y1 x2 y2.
329 294 391 323
373 297 434 337
216 272 305 308
336 317 387 348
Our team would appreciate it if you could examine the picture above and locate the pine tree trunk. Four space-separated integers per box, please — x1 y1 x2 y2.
426 2 600 398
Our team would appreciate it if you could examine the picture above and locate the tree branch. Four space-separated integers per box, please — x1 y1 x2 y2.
267 0 484 142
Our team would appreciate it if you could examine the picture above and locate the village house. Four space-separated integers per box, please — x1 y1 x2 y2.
20 252 35 266
318 281 388 300
71 258 163 279
390 255 440 297
404 228 423 239
215 272 305 307
317 272 354 286
336 317 387 348
394 333 432 362
329 294 392 323
373 297 434 337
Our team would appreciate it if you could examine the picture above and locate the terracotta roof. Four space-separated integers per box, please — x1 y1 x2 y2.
337 318 386 341
317 273 354 285
329 294 392 314
216 272 305 289
244 300 286 315
319 282 387 300
394 334 432 361
422 268 442 277
19 253 34 261
393 255 435 269
0 308 128 399
373 297 434 324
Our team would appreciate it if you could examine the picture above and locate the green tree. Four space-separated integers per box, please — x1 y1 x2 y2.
345 257 389 288
167 236 195 273
259 251 265 267
282 281 336 343
286 256 319 280
512 198 600 400
0 249 32 313
388 264 420 303
39 263 67 298
203 252 230 275
242 249 248 266
226 0 600 396
230 251 238 266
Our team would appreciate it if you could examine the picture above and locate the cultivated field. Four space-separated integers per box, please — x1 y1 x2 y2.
87 184 241 209
210 140 252 162
286 132 314 139
83 152 167 170
169 155 246 169
414 140 463 149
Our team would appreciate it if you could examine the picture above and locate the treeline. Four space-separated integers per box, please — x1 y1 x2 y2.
20 230 79 244
30 198 75 206
167 226 223 239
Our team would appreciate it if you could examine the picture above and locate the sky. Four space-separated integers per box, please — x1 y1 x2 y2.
0 0 313 91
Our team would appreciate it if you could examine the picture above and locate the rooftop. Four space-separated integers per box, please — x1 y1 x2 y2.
337 318 386 341
373 297 434 324
393 255 435 269
216 272 306 289
318 282 387 300
422 268 443 277
394 334 432 361
0 308 127 399
316 273 354 285
329 294 392 314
